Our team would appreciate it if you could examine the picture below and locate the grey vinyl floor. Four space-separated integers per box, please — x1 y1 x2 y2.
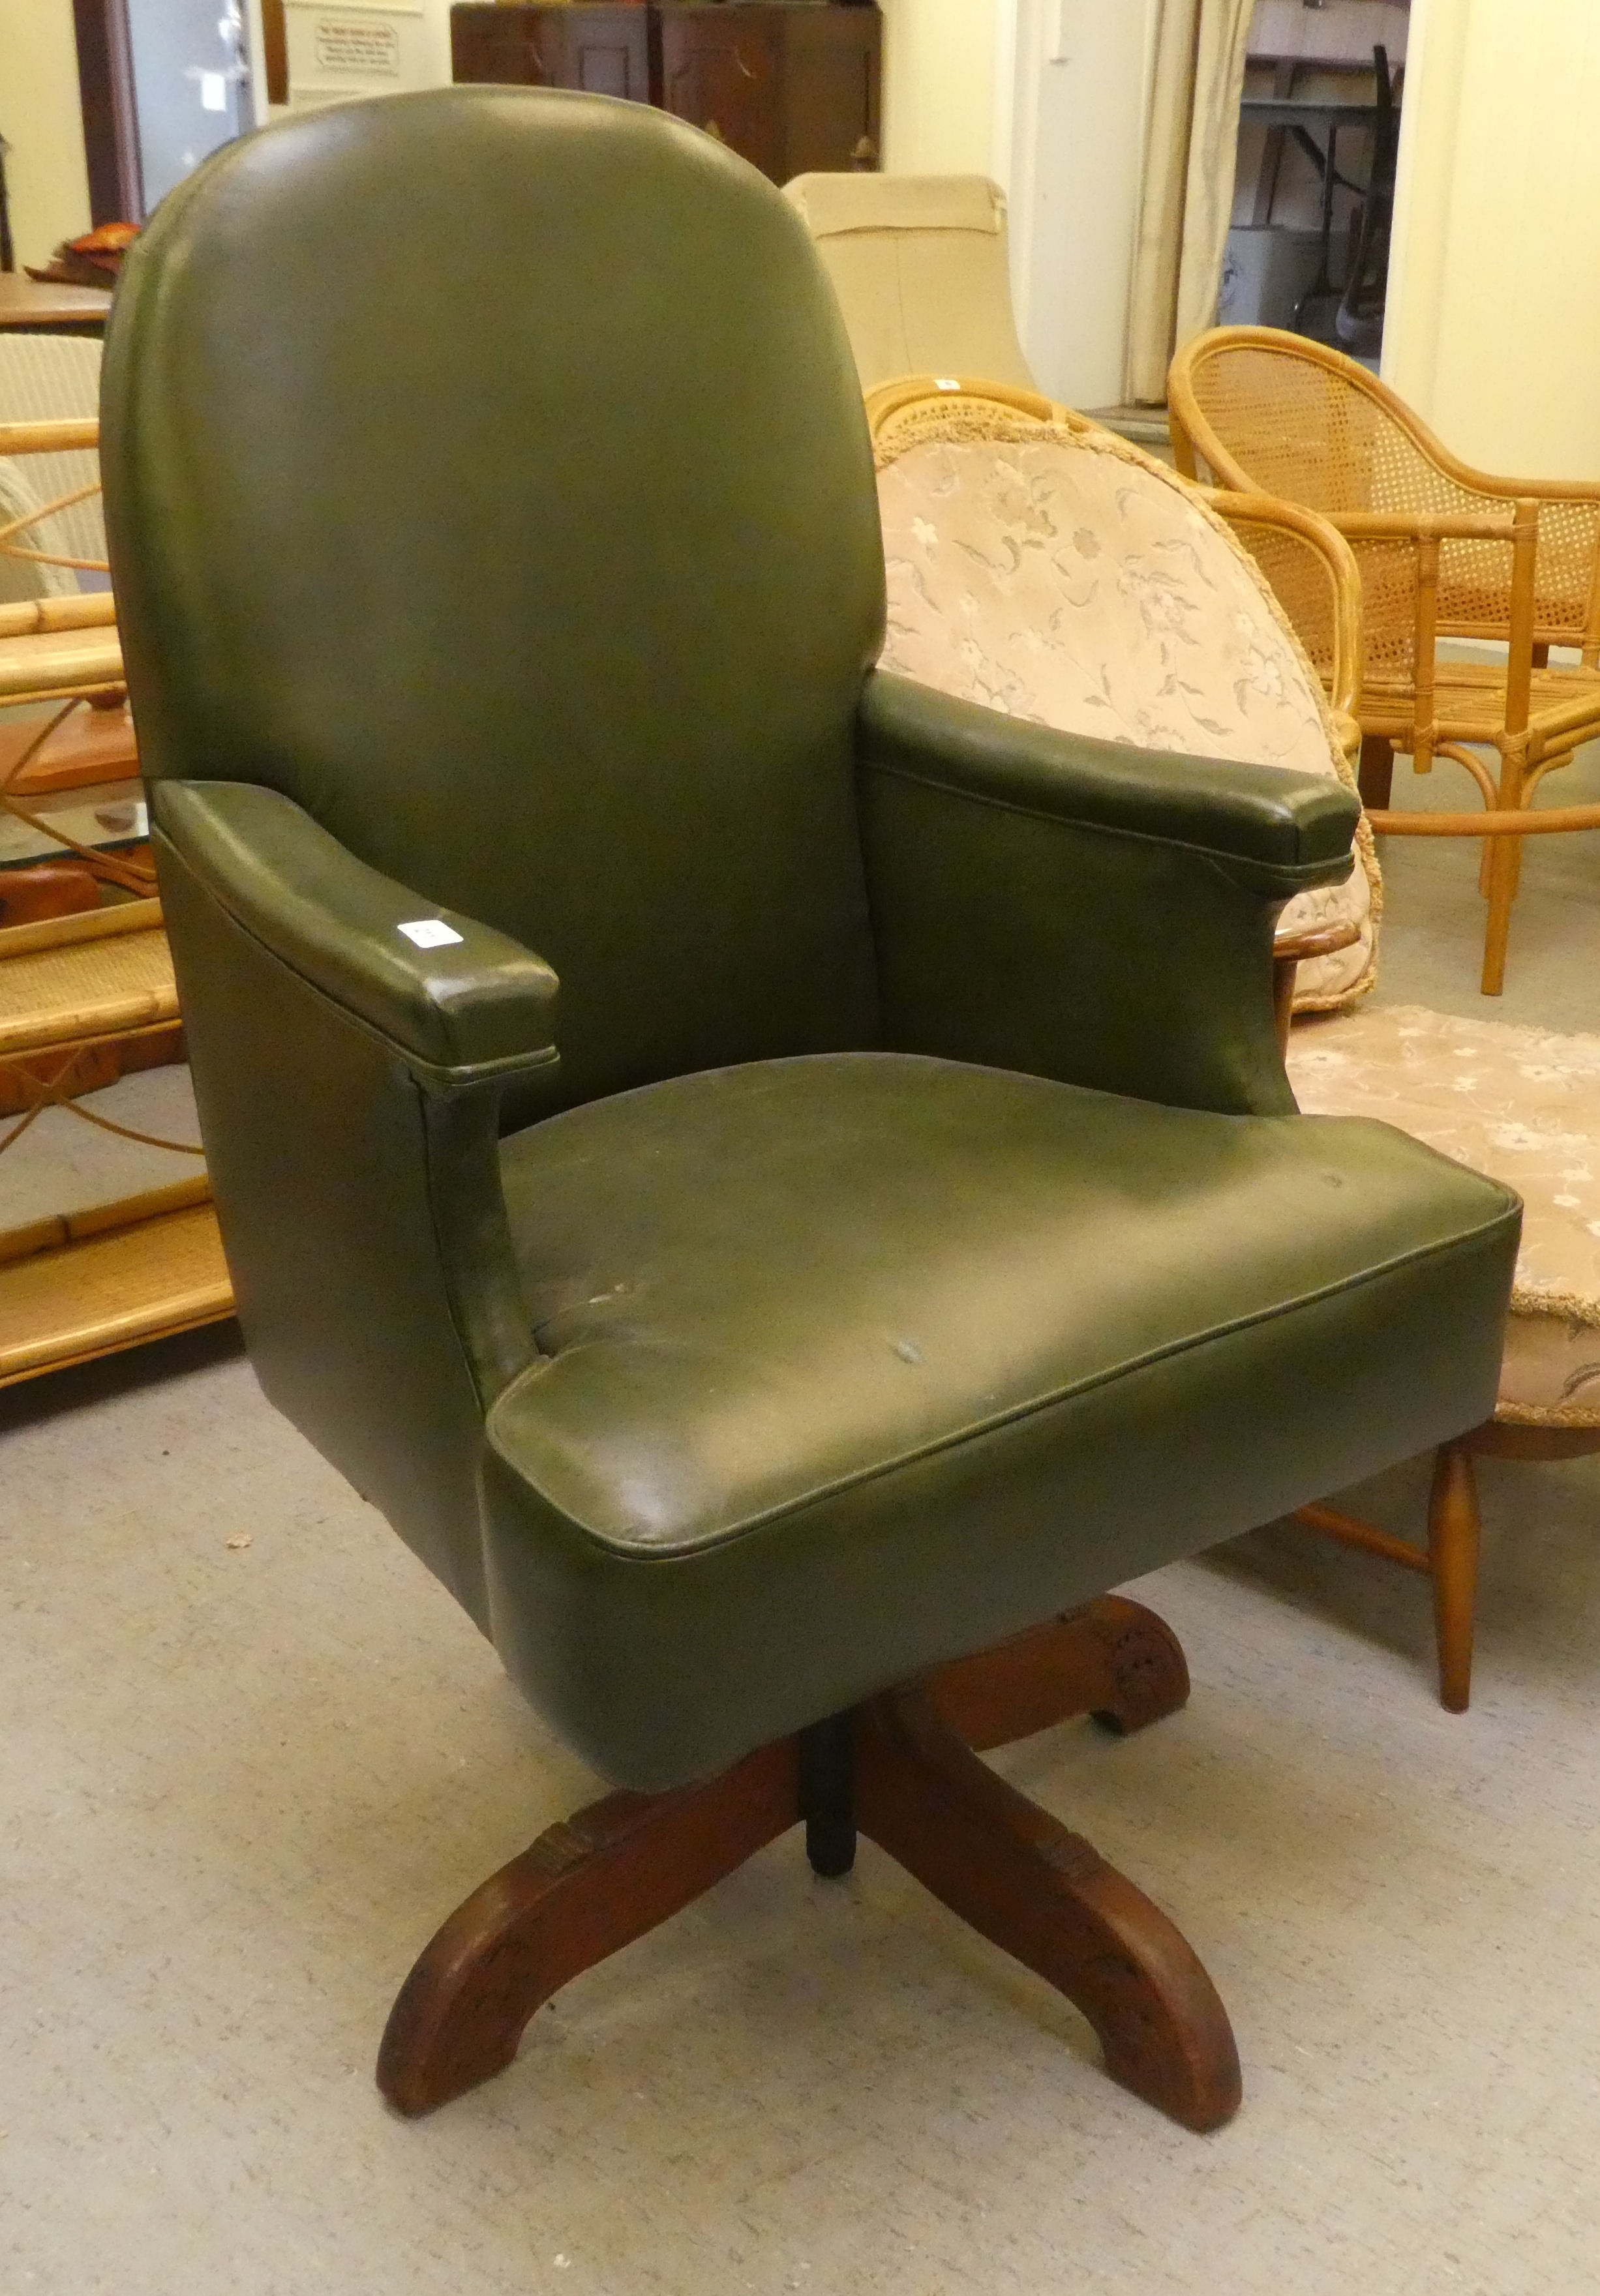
5 738 1600 2295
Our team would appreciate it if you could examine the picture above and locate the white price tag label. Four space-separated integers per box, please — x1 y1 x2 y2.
397 919 462 948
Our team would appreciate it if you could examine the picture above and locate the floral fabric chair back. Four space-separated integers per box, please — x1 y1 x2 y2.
876 421 1380 1010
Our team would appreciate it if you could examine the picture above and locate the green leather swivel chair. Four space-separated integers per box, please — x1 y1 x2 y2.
100 88 1520 2136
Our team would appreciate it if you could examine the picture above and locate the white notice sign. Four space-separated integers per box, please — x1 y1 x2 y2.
314 18 402 76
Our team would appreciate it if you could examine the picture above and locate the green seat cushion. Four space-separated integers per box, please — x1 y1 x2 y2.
483 1052 1518 1786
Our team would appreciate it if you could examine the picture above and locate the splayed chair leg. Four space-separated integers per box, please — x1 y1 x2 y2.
925 1596 1190 1748
854 1682 1241 2132
378 1740 799 2115
377 1599 1237 2131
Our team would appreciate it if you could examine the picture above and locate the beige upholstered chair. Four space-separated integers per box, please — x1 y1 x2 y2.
869 377 1600 1710
869 378 1380 1017
1168 326 1600 996
783 173 1036 394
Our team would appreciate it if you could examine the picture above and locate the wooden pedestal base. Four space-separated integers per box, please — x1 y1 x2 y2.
377 1596 1241 2134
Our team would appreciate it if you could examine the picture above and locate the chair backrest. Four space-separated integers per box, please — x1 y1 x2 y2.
1204 492 1363 729
873 408 1378 1011
1168 325 1600 656
0 336 106 587
866 373 1089 456
784 172 1036 394
102 89 887 1112
1170 326 1469 516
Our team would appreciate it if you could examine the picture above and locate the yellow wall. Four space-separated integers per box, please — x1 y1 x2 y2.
0 0 91 269
879 0 999 175
1387 0 1600 477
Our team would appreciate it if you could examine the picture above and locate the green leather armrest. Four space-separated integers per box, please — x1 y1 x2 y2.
856 671 1359 1116
155 781 560 1088
859 671 1359 888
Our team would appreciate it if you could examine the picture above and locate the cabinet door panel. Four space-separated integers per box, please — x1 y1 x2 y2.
573 40 647 100
658 8 784 182
780 11 881 176
451 5 557 87
558 9 653 100
451 7 650 101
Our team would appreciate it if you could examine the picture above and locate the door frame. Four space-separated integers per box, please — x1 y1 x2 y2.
72 0 145 224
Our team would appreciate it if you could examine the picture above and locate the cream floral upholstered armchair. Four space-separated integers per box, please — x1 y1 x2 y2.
870 378 1380 1023
869 376 1600 1712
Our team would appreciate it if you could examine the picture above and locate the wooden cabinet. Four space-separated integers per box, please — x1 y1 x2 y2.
450 5 652 104
450 3 881 184
658 5 880 179
659 6 785 180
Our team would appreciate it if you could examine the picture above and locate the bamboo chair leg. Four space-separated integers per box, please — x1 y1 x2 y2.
1478 834 1524 908
1428 1441 1482 1713
1480 835 1522 995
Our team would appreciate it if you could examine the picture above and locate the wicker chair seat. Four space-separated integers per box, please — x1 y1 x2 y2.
1361 659 1600 758
0 905 175 1060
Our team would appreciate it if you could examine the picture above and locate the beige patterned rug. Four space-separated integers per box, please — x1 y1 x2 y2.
1288 1002 1600 1422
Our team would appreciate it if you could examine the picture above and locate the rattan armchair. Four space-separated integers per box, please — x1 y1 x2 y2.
1168 326 1600 995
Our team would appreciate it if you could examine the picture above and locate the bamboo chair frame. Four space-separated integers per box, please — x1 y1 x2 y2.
0 417 121 702
0 420 231 1380
0 896 232 1386
864 371 1597 1712
1168 327 1600 993
864 374 1093 453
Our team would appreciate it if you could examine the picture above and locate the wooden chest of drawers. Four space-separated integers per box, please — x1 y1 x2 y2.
450 3 652 103
450 3 881 183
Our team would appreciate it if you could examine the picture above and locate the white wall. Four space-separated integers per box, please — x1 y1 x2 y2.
880 0 1160 410
1004 0 1162 408
1387 0 1600 477
0 0 92 267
